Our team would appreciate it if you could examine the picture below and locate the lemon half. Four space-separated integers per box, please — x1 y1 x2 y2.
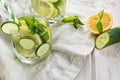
88 12 113 34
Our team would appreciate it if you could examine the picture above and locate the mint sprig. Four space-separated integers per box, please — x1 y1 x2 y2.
20 17 49 43
96 10 104 34
62 16 84 29
21 17 45 34
20 17 49 42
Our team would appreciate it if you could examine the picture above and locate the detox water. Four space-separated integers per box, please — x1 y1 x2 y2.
11 15 52 64
31 0 66 23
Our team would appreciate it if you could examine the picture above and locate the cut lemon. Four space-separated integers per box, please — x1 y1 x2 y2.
19 20 28 31
88 12 113 34
31 0 55 18
18 20 29 36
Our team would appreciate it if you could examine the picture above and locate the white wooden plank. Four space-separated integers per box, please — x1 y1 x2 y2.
95 2 120 80
95 43 120 80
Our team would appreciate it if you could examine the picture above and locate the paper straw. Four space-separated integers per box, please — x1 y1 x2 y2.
0 0 20 25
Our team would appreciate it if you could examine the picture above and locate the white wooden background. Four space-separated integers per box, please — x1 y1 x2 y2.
76 2 120 80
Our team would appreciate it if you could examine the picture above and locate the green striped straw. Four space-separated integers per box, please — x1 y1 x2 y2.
0 0 20 25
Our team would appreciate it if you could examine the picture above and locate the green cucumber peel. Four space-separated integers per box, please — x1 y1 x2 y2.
95 27 120 49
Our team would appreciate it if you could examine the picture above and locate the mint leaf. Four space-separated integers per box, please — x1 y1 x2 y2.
73 19 77 29
24 17 36 34
62 16 84 29
23 17 46 35
28 28 36 34
98 10 104 20
97 21 103 33
75 16 84 25
62 16 75 23
24 17 35 28
40 31 49 43
93 18 98 20
33 19 49 42
95 10 104 34
20 17 49 42
34 20 45 33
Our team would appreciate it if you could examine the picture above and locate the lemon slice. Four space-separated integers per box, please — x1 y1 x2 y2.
88 12 113 34
19 20 28 31
18 20 30 36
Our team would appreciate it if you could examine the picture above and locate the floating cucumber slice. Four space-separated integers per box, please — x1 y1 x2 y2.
95 27 120 49
19 37 35 50
35 43 49 57
1 21 19 35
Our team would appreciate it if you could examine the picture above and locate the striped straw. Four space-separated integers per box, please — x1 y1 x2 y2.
0 0 20 25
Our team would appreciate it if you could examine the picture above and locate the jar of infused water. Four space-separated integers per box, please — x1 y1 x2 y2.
31 0 66 24
1 15 52 64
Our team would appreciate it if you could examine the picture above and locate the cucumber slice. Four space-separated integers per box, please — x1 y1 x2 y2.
19 37 35 49
1 22 19 35
36 43 49 57
95 27 120 49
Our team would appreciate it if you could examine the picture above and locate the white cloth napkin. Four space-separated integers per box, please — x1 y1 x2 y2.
0 0 115 80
